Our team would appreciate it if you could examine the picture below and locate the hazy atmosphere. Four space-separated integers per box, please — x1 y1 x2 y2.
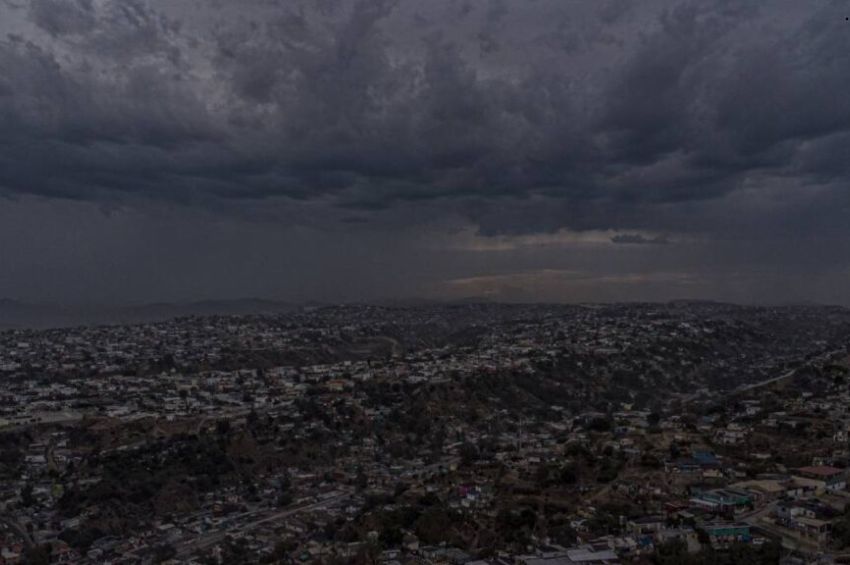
6 4 850 561
2 0 849 305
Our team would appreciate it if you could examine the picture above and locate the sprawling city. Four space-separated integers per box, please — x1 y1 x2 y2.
2 302 850 564
3 0 850 563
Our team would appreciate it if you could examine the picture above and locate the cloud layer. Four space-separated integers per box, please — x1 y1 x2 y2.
1 0 849 304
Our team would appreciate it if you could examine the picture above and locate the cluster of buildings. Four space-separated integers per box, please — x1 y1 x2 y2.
0 303 849 563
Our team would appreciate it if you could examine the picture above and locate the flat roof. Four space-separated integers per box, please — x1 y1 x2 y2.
796 517 829 528
797 466 843 477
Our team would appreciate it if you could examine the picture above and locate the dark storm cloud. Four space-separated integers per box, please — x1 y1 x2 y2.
28 0 96 37
0 0 849 238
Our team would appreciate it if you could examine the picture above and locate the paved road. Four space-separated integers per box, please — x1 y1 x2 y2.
173 491 353 558
735 368 796 393
678 349 842 405
736 349 843 394
0 516 34 549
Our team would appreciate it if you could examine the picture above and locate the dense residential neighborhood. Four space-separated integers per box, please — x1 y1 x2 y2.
2 302 850 564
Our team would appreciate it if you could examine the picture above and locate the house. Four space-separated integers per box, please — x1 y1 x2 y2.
773 501 834 543
775 499 838 522
689 489 752 513
627 516 666 535
792 466 847 493
419 546 473 564
666 451 722 475
793 517 831 543
702 523 751 548
728 479 785 504
655 528 701 554
515 544 620 564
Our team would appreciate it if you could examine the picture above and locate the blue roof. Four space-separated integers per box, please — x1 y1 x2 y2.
692 451 718 464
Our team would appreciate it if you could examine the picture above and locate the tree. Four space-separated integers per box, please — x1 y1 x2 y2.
833 510 850 549
549 522 577 546
559 464 578 485
415 507 452 544
379 526 403 548
246 410 259 430
277 491 293 507
22 544 51 565
459 443 478 466
653 539 688 565
152 543 177 563
587 416 612 432
596 457 622 483
21 482 34 507
669 442 681 459
354 470 368 490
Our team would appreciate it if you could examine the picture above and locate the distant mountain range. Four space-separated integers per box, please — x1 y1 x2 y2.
0 296 840 330
0 298 299 329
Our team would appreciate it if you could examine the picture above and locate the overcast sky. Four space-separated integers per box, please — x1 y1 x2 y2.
0 0 849 305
